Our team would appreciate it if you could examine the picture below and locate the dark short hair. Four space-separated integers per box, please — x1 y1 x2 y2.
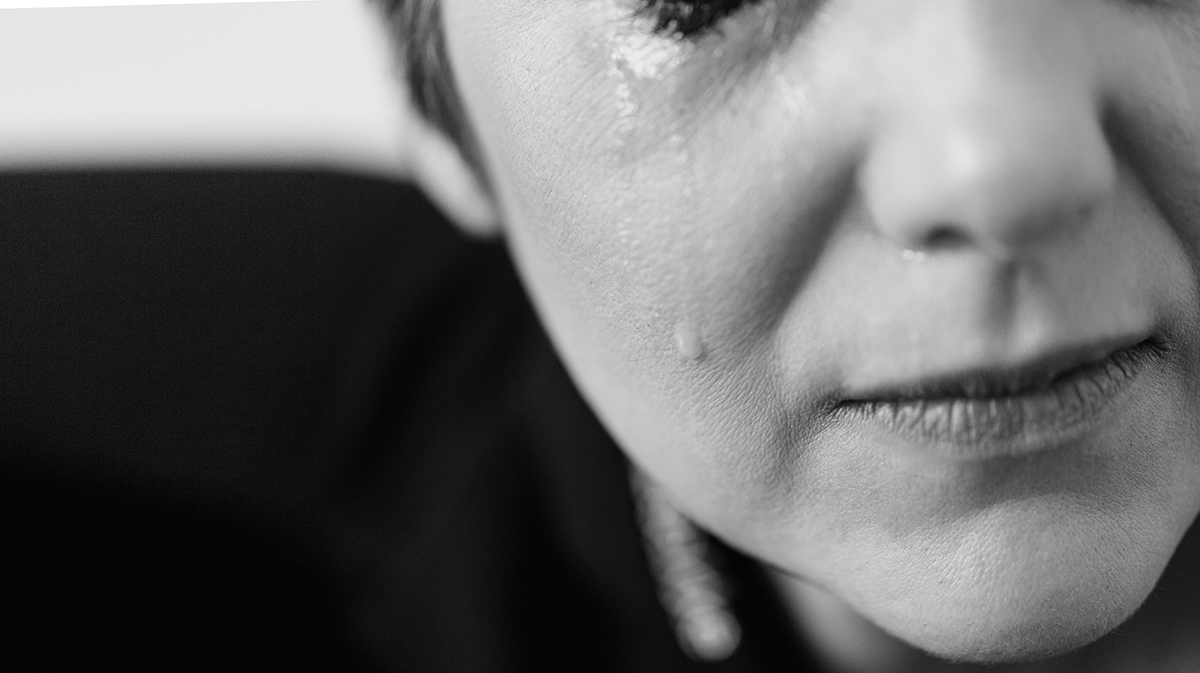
374 0 487 185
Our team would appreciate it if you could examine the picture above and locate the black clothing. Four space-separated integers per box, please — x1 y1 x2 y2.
0 170 819 671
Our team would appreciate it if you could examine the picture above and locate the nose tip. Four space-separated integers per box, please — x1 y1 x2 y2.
862 106 1115 259
857 0 1116 260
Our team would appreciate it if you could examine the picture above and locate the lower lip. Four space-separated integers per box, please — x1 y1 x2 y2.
833 343 1161 460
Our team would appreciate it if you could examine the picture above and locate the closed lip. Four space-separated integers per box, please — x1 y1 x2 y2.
832 336 1167 459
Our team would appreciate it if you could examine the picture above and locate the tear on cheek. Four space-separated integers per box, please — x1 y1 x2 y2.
674 322 707 361
597 0 695 80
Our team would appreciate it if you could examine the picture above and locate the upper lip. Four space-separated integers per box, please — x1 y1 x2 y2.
840 334 1159 404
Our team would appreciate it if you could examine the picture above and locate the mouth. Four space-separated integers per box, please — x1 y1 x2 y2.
834 337 1168 458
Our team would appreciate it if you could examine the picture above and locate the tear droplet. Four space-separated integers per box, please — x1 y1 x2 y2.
673 323 705 362
901 249 927 264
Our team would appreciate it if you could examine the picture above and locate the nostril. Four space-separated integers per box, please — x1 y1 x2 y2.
923 225 973 252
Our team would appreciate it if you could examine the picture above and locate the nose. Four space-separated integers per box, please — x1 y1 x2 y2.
859 0 1115 260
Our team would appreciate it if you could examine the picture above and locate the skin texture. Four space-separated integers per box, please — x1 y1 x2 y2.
429 0 1200 665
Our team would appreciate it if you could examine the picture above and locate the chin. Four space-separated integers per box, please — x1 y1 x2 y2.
900 594 1141 665
861 518 1173 665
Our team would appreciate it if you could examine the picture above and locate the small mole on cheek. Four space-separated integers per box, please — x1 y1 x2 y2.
674 322 706 361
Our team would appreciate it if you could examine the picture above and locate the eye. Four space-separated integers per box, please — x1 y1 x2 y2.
636 0 758 38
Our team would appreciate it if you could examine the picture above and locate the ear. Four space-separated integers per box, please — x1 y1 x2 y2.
398 99 501 237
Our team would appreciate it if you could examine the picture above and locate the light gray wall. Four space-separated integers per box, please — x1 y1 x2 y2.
0 0 409 176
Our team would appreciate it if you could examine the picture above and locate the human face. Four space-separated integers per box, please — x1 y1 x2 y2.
440 0 1200 661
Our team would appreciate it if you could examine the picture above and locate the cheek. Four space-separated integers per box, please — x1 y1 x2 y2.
444 1 813 525
448 4 663 334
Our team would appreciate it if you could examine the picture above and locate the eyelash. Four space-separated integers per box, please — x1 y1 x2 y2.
636 0 756 38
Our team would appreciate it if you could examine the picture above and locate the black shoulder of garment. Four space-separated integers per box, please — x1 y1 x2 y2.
0 169 821 672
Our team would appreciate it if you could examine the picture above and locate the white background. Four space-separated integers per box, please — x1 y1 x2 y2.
0 0 410 176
